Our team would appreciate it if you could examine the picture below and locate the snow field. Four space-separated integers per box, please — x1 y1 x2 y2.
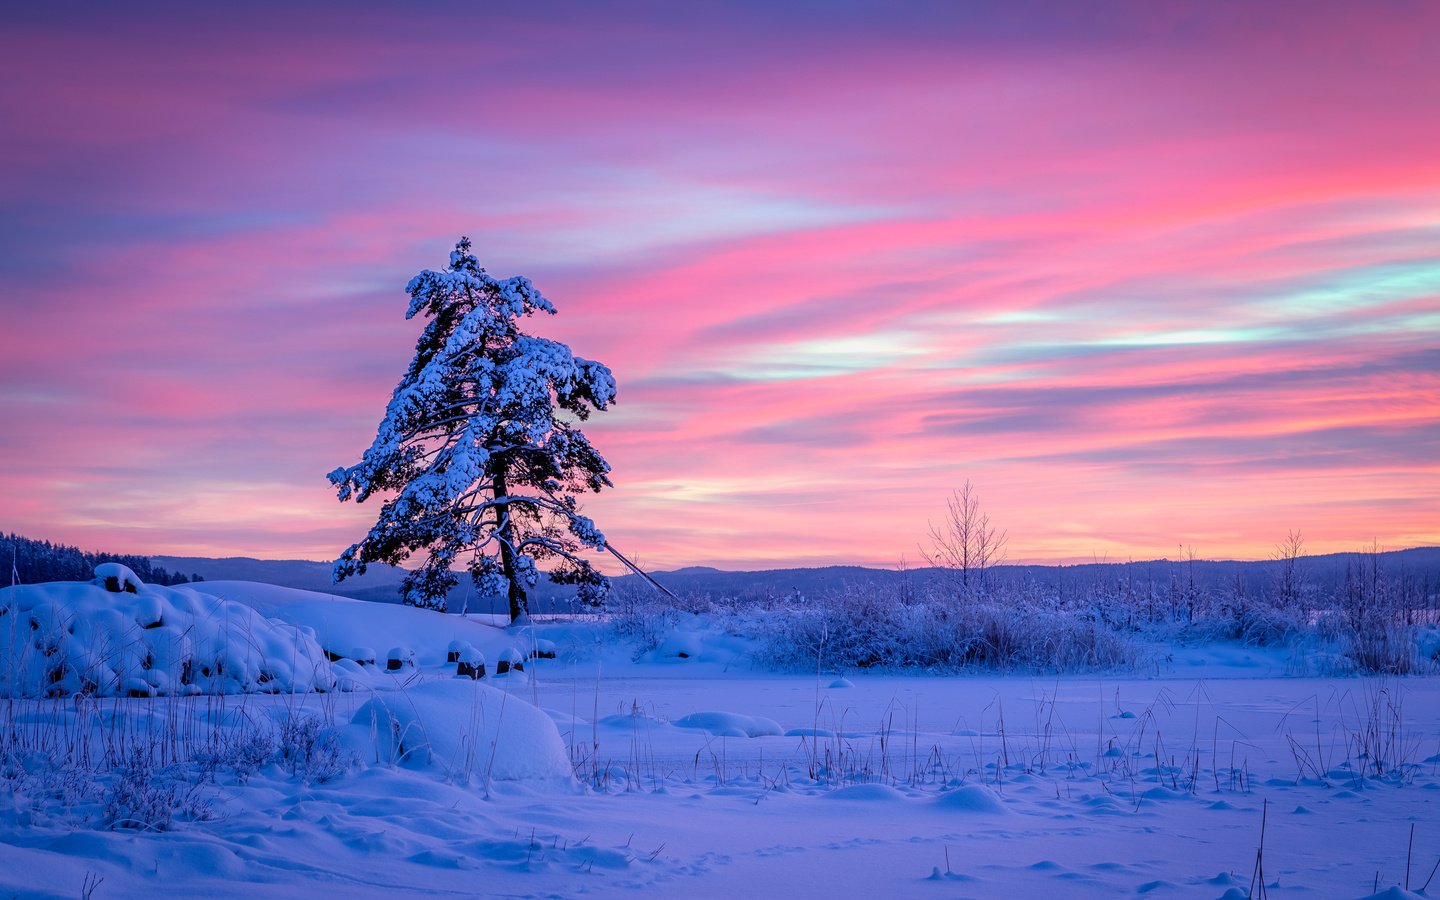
8 664 1438 898
2 574 1439 897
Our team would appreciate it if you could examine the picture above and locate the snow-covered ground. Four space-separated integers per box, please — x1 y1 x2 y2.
3 573 1438 898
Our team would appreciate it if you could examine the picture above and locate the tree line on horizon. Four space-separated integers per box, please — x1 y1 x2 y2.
3 533 203 588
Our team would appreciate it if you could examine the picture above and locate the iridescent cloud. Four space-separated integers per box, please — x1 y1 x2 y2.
1 2 1436 569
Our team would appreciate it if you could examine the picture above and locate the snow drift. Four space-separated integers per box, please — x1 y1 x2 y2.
351 679 573 783
0 564 336 697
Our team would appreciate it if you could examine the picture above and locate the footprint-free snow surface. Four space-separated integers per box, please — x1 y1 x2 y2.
2 575 1438 898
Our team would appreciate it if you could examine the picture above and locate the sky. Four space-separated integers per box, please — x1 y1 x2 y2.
1 1 1437 571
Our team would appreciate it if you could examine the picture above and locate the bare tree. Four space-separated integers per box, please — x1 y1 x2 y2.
1172 543 1199 624
896 553 915 606
1272 529 1305 610
923 481 1007 593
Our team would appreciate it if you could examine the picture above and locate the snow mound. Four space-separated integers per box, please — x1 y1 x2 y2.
932 784 1009 814
655 631 703 659
672 711 783 738
1364 888 1426 900
351 679 574 784
599 711 673 732
786 727 837 738
824 783 910 802
636 614 756 665
93 562 144 594
0 568 336 697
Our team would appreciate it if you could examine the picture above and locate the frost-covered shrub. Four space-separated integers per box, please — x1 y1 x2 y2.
740 584 1138 673
1346 623 1416 675
190 712 350 785
1418 627 1440 665
611 557 1431 675
103 748 211 831
278 713 350 783
610 584 717 652
0 752 99 822
1332 558 1424 674
1217 597 1302 647
194 729 277 785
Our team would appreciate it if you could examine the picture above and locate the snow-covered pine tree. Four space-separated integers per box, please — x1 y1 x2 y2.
328 237 617 620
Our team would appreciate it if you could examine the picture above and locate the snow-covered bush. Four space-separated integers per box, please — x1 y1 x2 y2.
609 582 718 651
613 582 1138 673
748 585 1138 673
611 561 1435 675
1345 622 1417 675
193 729 276 785
103 747 212 832
278 712 351 783
94 562 144 594
0 567 336 698
1202 593 1303 647
1332 555 1424 674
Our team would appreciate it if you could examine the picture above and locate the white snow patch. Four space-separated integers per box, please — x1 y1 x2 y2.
824 783 910 802
672 711 784 738
932 784 1010 814
351 679 574 784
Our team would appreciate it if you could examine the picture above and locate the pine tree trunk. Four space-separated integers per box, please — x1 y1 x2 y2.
492 467 528 622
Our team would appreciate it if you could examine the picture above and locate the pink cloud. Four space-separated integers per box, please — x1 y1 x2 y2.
2 3 1437 570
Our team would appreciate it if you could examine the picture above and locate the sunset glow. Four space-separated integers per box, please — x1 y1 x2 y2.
2 2 1437 570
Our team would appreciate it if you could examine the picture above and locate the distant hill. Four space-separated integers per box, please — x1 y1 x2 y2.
10 531 1433 611
158 546 1440 610
621 547 1440 601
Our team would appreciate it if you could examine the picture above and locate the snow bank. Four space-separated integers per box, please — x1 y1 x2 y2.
351 680 573 784
199 580 515 668
0 567 335 697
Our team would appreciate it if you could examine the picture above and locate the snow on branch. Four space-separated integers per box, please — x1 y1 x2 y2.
329 237 616 617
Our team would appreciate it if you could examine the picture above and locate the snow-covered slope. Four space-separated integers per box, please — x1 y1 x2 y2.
194 579 525 669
